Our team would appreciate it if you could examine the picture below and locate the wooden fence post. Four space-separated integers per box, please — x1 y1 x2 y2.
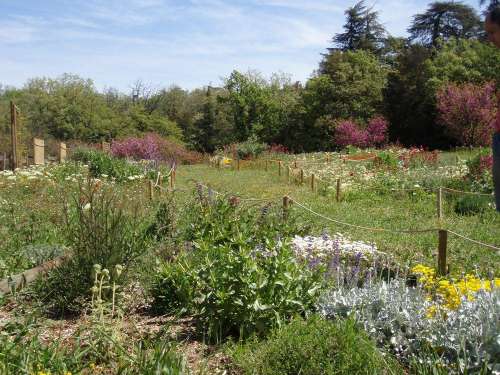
148 180 154 201
283 196 290 221
59 142 67 163
300 169 304 184
336 178 341 202
287 166 290 183
437 187 443 220
278 161 282 176
10 101 18 170
294 160 297 168
237 158 240 171
311 173 315 192
438 230 448 276
265 160 268 172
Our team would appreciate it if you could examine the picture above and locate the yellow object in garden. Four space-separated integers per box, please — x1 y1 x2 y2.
411 264 500 312
223 157 232 165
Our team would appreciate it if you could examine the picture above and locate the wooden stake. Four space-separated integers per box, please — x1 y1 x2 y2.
148 180 154 201
283 196 290 221
311 173 315 192
10 101 18 170
237 158 240 171
437 187 443 220
300 169 304 184
278 161 282 176
294 160 297 168
287 166 290 183
336 178 341 202
265 160 268 171
438 230 448 276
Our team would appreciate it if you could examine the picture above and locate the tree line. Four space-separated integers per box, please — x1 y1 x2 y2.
1 0 500 152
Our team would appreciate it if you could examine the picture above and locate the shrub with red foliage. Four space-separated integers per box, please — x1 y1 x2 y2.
436 82 497 147
335 116 388 148
112 133 202 164
399 147 439 168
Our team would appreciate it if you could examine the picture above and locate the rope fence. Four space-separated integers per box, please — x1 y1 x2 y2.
206 155 499 275
210 156 496 220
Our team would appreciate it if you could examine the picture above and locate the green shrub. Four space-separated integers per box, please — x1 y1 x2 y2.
454 195 492 216
375 150 399 170
231 315 402 375
71 148 142 182
33 180 151 315
235 135 268 159
152 194 321 342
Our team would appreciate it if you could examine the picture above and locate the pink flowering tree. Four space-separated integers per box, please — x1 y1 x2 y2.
335 116 388 148
112 133 164 161
335 120 368 148
436 82 497 147
365 116 388 147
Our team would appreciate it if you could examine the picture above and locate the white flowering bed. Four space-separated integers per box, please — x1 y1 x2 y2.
291 233 387 263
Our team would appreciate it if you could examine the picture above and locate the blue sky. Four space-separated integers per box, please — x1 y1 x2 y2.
0 0 483 92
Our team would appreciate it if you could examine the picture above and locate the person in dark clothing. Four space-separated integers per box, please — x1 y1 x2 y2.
485 7 500 211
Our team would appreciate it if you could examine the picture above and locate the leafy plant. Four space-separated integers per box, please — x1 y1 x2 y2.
152 193 322 342
71 148 143 181
234 135 268 160
318 278 500 374
231 315 402 375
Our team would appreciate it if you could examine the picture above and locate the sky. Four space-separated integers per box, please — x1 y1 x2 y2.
0 0 484 92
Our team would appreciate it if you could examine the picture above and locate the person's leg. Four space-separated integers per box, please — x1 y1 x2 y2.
493 133 500 212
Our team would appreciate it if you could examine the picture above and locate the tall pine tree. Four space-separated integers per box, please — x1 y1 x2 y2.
408 1 482 47
332 1 386 55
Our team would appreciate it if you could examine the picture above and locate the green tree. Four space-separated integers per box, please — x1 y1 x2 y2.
408 1 482 47
384 45 440 146
332 1 386 55
192 88 217 152
318 50 388 121
424 38 500 91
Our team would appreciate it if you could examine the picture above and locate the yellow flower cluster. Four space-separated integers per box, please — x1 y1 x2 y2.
411 264 500 313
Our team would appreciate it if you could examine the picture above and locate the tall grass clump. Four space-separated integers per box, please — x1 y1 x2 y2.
33 179 151 315
151 190 322 342
231 315 402 375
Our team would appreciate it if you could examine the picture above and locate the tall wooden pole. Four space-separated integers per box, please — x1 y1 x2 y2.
437 187 443 220
10 101 18 170
336 178 341 202
438 230 448 276
283 196 290 221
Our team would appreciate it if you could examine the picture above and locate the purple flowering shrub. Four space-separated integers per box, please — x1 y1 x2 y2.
335 116 388 148
437 82 497 147
112 133 203 164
